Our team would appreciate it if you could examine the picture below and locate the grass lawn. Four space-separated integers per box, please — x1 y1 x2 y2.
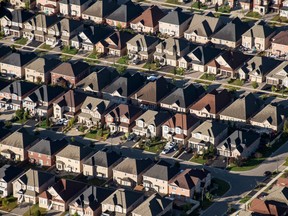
228 79 244 86
85 128 110 140
0 196 18 211
240 195 251 203
117 55 129 65
246 11 262 18
271 15 288 23
39 119 50 129
143 142 166 154
39 44 52 50
88 177 106 186
143 62 159 70
61 46 78 55
284 158 288 166
190 157 207 164
15 37 28 45
60 55 71 62
23 204 47 216
228 157 265 171
61 174 75 180
200 73 216 81
191 1 208 9
211 178 230 197
166 0 181 4
218 5 231 13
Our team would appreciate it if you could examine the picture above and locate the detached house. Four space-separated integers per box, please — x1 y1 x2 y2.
10 0 36 9
0 165 23 198
159 7 192 37
36 0 60 15
220 93 264 124
162 113 200 144
266 61 288 87
12 169 55 204
130 5 166 33
113 158 153 188
59 0 92 17
271 31 288 56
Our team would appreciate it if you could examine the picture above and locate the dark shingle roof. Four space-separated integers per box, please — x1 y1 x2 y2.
143 161 179 181
159 7 191 25
108 104 142 121
114 158 153 175
188 46 222 65
84 150 121 167
0 165 23 182
28 138 68 156
53 89 87 108
0 45 12 60
18 169 54 187
25 57 61 74
26 85 65 103
51 61 89 77
10 9 34 23
2 52 36 67
83 0 118 18
1 80 38 97
56 144 93 161
243 20 275 38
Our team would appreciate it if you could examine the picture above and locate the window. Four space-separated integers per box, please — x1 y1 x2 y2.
163 126 169 132
175 127 181 134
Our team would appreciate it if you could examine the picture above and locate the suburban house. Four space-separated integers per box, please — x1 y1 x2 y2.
105 104 142 133
82 0 118 24
276 177 288 187
132 194 173 216
78 96 114 127
24 57 61 84
160 83 205 113
178 45 222 71
219 93 264 124
112 158 153 187
102 72 146 104
53 89 87 120
1 52 37 78
23 85 65 117
12 169 55 204
36 0 60 15
253 0 271 15
154 38 192 67
0 80 39 110
130 5 166 33
101 189 144 215
55 144 93 173
271 31 288 56
126 34 159 61
0 128 39 161
105 0 143 28
158 7 192 37
39 179 87 212
217 130 261 158
188 120 228 152
143 161 179 195
190 89 232 119
249 197 288 215
83 150 122 179
50 61 90 87
133 110 171 138
95 31 135 57
27 138 68 167
69 186 114 216
59 0 92 17
242 21 275 51
76 67 118 96
132 76 175 108
10 0 36 9
0 165 23 198
280 0 288 18
162 113 200 144
238 56 281 81
250 103 288 132
206 50 250 78
266 61 288 87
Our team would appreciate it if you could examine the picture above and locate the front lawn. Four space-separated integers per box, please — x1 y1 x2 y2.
117 55 129 65
61 46 78 55
190 157 207 164
39 44 52 50
166 0 181 4
0 196 18 211
227 79 244 86
60 55 71 62
246 11 262 18
200 73 216 81
218 5 231 13
15 37 28 45
191 1 208 9
143 62 159 71
23 204 47 216
240 195 251 203
85 128 110 141
271 15 288 23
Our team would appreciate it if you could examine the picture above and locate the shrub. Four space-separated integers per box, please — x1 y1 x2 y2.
252 81 259 89
5 121 12 129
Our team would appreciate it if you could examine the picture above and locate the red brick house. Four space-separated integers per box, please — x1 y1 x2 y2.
51 61 90 87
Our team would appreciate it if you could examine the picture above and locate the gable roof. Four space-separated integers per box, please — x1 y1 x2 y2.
17 169 54 187
187 46 222 65
1 80 38 97
272 31 288 45
159 7 191 25
51 18 83 35
266 61 288 80
53 89 87 108
266 186 288 204
81 96 113 114
82 0 118 18
51 61 89 77
0 165 23 183
84 150 121 167
192 120 228 138
56 144 93 161
28 14 59 29
163 113 199 130
102 31 134 51
243 20 275 38
9 9 34 23
136 110 171 127
113 158 153 175
169 168 201 190
143 161 179 181
156 38 191 55
2 52 36 67
28 138 68 156
107 104 142 120
0 79 12 92
25 85 65 103
25 57 61 74
127 34 159 48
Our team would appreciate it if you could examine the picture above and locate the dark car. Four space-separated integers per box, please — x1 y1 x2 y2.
133 135 141 142
264 171 272 177
127 133 136 141
184 147 192 153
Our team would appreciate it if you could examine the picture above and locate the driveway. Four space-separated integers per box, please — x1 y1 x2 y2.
10 202 32 216
26 40 42 48
178 152 193 161
122 140 135 148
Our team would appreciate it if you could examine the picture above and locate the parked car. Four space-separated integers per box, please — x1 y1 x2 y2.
184 147 192 154
133 135 141 142
127 133 136 141
11 37 20 42
264 171 272 177
161 148 170 155
55 119 64 125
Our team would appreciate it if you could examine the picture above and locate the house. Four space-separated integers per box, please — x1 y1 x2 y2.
162 113 200 145
242 21 275 51
238 56 281 82
211 18 251 48
219 93 264 124
184 14 228 44
83 150 122 179
76 67 119 96
1 52 37 78
95 31 135 57
190 89 232 119
56 144 93 173
249 198 288 216
0 165 23 198
132 193 173 216
280 0 288 18
266 186 288 204
24 57 61 84
39 179 87 212
132 76 175 108
78 96 114 127
51 61 90 87
188 120 228 152
69 186 114 216
36 0 60 15
253 0 271 15
238 0 253 10
105 104 142 133
130 5 166 34
101 189 144 215
0 80 39 110
250 103 288 132
178 45 222 71
82 0 118 24
46 18 84 46
206 50 250 78
28 138 68 167
102 72 146 104
276 178 288 187
113 158 153 187
160 83 205 113
23 85 65 117
10 0 36 9
133 110 171 138
53 89 87 120
0 9 34 37
106 0 143 28
126 34 159 61
12 169 55 204
159 7 192 37
59 0 92 17
154 38 192 67
143 161 179 195
266 61 288 87
271 31 288 56
0 128 39 161
217 130 261 158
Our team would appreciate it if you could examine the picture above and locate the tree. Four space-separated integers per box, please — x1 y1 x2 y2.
215 2 219 11
34 210 41 216
252 81 259 89
70 136 75 143
25 0 30 9
46 117 50 128
271 85 277 92
2 198 9 209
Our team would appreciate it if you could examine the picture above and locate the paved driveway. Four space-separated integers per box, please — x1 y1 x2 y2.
10 202 32 216
178 152 193 161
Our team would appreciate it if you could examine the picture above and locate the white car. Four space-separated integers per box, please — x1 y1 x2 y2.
55 119 63 125
63 119 69 126
147 76 158 81
161 148 170 155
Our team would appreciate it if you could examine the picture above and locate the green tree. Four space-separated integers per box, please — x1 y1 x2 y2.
15 108 25 120
24 0 30 9
46 117 50 128
23 110 29 121
2 198 9 209
252 81 259 89
70 136 75 143
271 85 277 92
197 0 201 9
